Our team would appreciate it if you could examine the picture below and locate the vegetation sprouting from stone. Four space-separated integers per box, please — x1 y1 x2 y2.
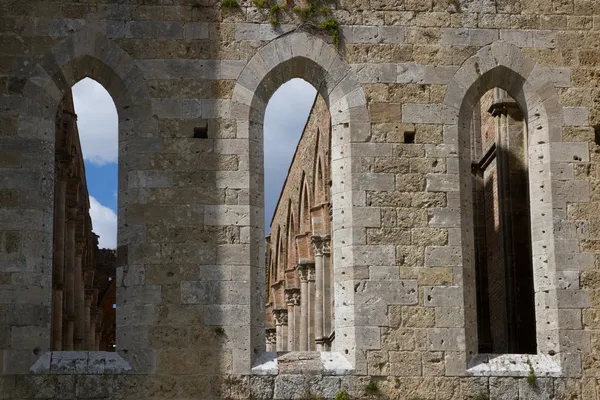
364 380 380 397
527 358 536 386
471 394 489 400
214 326 226 337
301 387 324 400
221 0 240 8
251 0 340 45
319 18 339 45
335 389 350 400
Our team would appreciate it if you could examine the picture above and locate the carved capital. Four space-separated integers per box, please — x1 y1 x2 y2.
272 309 288 326
75 238 86 255
296 264 310 282
311 235 331 256
307 265 315 281
284 288 300 306
266 328 277 344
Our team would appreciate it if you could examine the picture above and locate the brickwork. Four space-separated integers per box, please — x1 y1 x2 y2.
0 0 599 398
266 94 333 353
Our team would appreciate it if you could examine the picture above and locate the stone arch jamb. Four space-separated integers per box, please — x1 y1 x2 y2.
231 31 369 373
443 41 584 376
6 25 156 374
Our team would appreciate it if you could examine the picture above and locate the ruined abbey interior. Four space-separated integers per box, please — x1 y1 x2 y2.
2 0 600 399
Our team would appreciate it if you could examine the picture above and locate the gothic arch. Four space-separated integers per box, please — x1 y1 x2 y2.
14 25 155 367
443 41 579 371
233 31 369 369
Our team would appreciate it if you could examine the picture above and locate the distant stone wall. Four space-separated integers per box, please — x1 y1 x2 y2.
0 0 598 399
265 95 333 352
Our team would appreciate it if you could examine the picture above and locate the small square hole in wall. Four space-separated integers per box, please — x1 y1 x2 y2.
404 131 415 144
595 126 600 146
194 125 208 139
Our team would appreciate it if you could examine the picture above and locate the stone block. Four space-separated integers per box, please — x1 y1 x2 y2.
428 208 460 228
397 63 425 84
358 280 418 305
424 286 463 307
389 351 422 376
441 28 498 46
424 246 462 267
549 142 589 162
352 244 396 265
402 104 457 124
181 281 249 305
563 107 589 126
427 328 465 351
426 173 459 192
378 26 405 43
423 65 459 85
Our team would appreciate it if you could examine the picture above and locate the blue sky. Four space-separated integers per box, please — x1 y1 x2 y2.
73 77 316 247
72 78 118 249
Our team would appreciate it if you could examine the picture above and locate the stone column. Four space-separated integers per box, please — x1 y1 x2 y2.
52 178 67 350
307 265 316 351
84 292 93 350
322 237 332 348
273 309 288 352
74 237 85 350
93 308 102 350
312 236 325 351
297 264 309 351
285 288 300 351
266 328 277 352
63 205 77 351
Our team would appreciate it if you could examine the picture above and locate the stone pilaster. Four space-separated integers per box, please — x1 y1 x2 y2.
285 288 300 351
307 264 316 351
311 235 326 351
265 328 277 352
273 309 288 352
74 236 85 350
51 174 67 351
62 204 77 351
322 236 332 348
297 264 310 351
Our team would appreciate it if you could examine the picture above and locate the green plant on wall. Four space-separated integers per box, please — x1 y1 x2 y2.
221 0 240 8
245 0 340 45
364 380 380 397
213 326 227 337
335 389 350 400
527 358 536 386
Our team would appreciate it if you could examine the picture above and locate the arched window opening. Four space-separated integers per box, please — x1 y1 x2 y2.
471 87 536 354
51 78 117 351
263 78 334 353
301 180 311 233
314 156 324 205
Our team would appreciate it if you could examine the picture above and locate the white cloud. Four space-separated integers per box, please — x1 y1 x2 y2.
263 78 317 230
72 78 118 166
89 196 117 249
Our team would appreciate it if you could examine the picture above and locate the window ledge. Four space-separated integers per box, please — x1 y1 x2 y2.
251 351 353 376
30 351 131 374
467 354 562 377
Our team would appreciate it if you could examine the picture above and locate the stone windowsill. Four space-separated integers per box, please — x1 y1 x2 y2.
30 351 132 374
251 351 353 376
467 354 562 377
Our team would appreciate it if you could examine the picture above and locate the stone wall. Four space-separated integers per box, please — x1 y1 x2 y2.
0 0 599 398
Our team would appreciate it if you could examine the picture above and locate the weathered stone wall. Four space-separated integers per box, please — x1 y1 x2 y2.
0 0 599 398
